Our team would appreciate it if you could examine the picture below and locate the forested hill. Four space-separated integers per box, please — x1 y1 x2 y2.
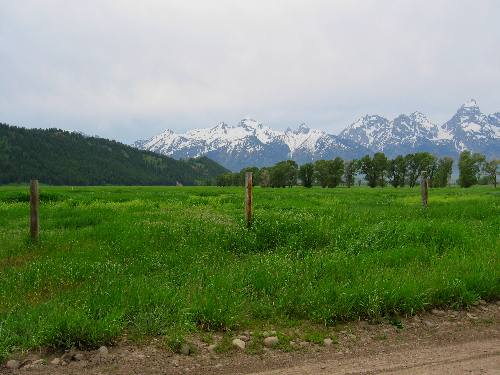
0 123 228 185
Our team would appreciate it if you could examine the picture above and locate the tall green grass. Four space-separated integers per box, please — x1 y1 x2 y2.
0 185 498 359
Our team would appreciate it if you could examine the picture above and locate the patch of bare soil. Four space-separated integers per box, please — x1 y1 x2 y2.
2 301 499 374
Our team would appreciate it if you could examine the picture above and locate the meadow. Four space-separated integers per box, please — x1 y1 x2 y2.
0 185 499 359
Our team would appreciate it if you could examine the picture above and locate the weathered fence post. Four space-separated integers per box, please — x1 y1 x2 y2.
421 171 428 208
245 172 253 227
30 179 40 241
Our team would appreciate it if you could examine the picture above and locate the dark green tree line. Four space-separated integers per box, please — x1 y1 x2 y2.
216 151 496 189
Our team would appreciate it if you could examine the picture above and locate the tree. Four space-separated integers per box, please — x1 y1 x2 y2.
473 153 486 182
314 160 331 188
344 160 359 188
458 151 485 187
270 160 297 188
259 168 271 187
284 160 298 187
330 157 344 187
298 163 314 188
388 155 406 187
0 123 228 186
270 163 287 188
216 172 232 186
483 159 499 188
405 152 436 187
240 166 259 186
232 172 243 186
433 157 453 188
405 153 419 187
360 155 377 188
360 153 387 188
313 158 344 188
373 153 388 187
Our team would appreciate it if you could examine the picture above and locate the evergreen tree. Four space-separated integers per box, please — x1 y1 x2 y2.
0 123 227 185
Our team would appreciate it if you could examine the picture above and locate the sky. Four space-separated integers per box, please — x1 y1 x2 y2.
1 0 500 143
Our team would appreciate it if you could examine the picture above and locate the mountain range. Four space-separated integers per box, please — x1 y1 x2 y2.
134 100 500 171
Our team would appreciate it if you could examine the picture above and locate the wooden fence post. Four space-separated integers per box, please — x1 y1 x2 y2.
421 171 428 208
30 179 40 241
245 172 253 227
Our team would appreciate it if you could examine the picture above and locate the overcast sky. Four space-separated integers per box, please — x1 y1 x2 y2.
1 0 499 143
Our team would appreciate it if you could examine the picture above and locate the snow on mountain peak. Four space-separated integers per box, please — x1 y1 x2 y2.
160 129 175 136
134 100 499 170
291 123 311 134
239 118 262 128
409 111 437 132
462 98 479 109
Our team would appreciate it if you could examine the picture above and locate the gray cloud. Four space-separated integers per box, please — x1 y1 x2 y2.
1 0 499 143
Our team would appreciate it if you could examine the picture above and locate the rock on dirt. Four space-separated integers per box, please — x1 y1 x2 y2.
264 336 279 347
466 313 478 320
431 309 446 316
6 360 20 369
232 338 246 350
98 346 109 355
181 343 191 356
50 358 61 365
60 352 74 363
323 338 333 346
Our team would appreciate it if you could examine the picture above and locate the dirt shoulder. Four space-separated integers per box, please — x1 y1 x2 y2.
2 302 499 374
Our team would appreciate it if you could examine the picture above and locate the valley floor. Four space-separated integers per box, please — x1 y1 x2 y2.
1 186 499 372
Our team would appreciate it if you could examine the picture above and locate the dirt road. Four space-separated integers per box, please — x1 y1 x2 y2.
249 338 499 374
3 302 499 374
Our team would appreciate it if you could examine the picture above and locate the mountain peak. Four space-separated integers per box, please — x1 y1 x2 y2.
294 123 311 134
410 111 427 120
461 99 479 109
213 121 228 129
238 118 265 131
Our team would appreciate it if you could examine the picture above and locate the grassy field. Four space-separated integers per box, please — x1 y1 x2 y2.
0 185 499 359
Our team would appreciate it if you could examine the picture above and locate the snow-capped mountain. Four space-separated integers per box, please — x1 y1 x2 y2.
441 99 500 155
339 99 499 157
134 118 368 171
338 112 453 156
134 100 499 170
